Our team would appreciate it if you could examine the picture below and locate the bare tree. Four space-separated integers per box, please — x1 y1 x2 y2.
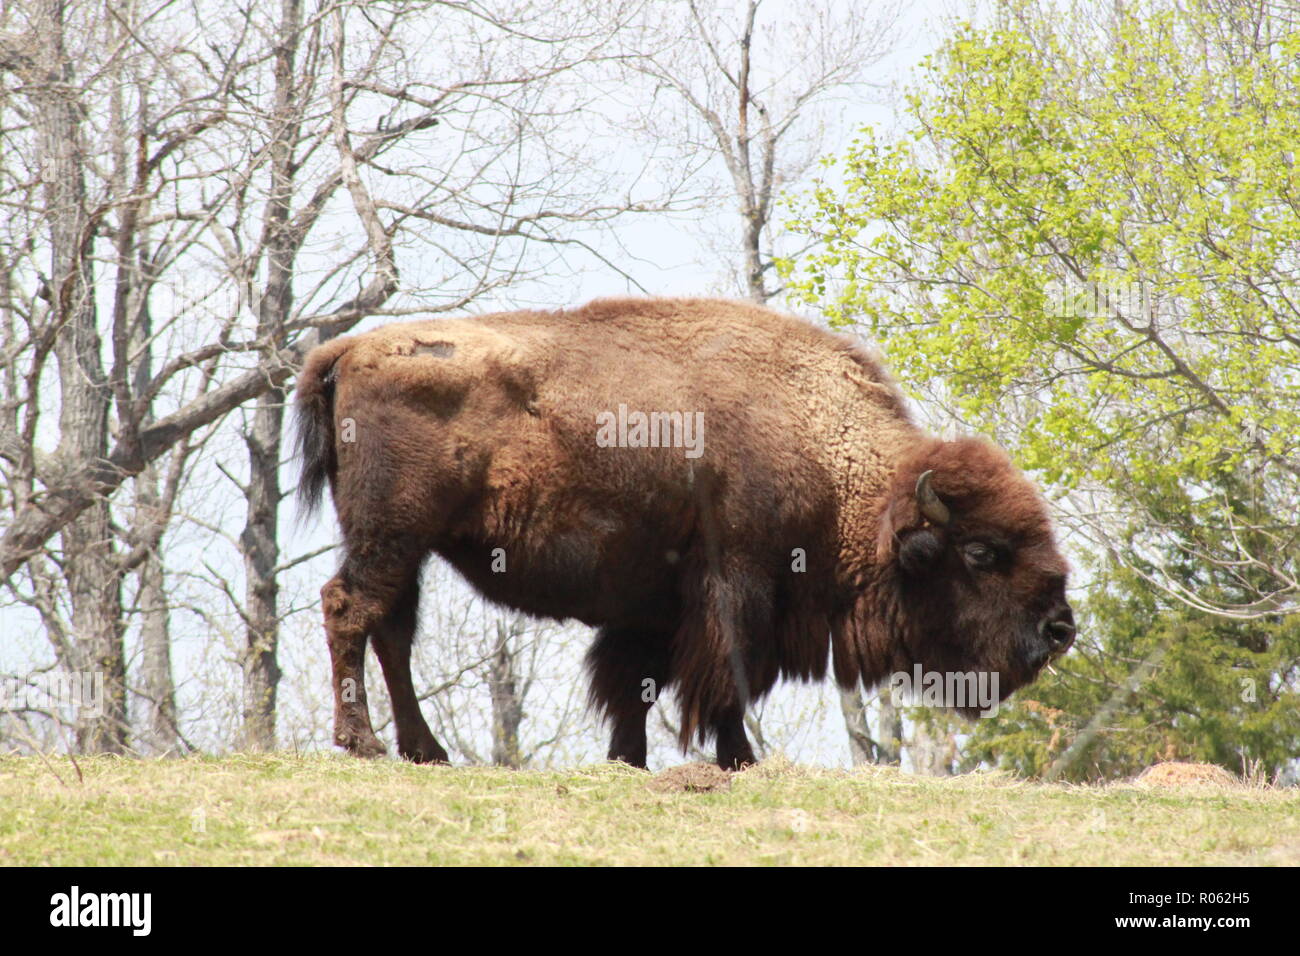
624 0 901 301
0 0 650 580
0 0 676 754
237 0 308 751
2 1 130 751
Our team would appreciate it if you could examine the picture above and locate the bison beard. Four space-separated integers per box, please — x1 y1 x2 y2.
295 297 1075 768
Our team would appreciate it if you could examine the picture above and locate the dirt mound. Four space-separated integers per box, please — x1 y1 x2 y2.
648 762 732 794
1133 762 1240 788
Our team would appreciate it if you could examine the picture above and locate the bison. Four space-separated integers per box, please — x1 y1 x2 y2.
295 297 1075 768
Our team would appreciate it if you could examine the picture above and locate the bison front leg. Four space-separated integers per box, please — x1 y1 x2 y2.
371 579 448 764
670 543 769 771
713 707 756 771
587 624 671 769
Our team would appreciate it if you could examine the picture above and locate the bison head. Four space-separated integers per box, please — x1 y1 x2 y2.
875 437 1075 711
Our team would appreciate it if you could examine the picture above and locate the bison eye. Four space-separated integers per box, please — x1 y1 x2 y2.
962 542 998 569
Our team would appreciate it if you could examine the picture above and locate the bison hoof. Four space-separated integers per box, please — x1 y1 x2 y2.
337 731 387 759
399 741 449 765
717 752 757 772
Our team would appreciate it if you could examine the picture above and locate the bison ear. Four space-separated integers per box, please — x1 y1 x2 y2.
875 496 944 574
897 528 943 575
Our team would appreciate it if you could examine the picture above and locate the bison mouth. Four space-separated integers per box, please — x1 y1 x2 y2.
1001 610 1076 699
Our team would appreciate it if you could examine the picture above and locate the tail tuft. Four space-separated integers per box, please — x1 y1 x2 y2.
294 337 352 518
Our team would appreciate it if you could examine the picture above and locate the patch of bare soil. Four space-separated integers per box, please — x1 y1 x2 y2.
1133 761 1240 789
648 762 732 794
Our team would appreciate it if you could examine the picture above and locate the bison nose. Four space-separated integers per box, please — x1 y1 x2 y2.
1041 608 1076 651
1023 642 1050 670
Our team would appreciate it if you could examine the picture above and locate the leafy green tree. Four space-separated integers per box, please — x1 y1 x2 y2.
965 521 1300 783
782 0 1299 779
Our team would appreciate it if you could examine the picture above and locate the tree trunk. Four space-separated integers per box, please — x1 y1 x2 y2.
240 391 285 750
34 0 126 753
910 720 957 776
239 0 301 751
742 212 767 302
838 687 874 765
874 692 903 766
488 620 525 768
137 516 179 754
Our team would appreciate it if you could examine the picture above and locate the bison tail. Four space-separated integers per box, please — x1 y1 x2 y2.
294 336 353 518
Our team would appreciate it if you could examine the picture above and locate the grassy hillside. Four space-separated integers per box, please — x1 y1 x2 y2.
0 754 1295 866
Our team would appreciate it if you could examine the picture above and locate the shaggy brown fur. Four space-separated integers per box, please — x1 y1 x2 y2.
296 297 1075 768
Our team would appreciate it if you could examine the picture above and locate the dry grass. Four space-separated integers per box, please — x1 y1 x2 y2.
1132 761 1243 789
0 753 1295 866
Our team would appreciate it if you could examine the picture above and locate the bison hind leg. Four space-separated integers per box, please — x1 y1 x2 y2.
322 538 427 760
371 573 448 764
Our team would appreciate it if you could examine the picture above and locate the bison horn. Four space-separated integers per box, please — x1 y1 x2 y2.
915 470 951 526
